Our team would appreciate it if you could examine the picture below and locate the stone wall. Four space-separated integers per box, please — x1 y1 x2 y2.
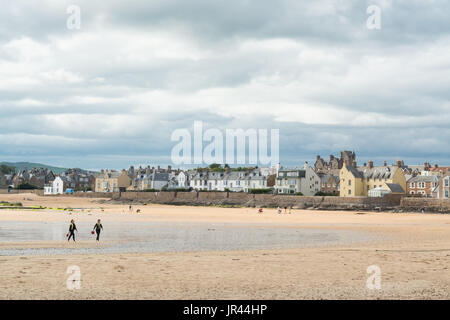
0 189 44 196
108 191 404 211
400 197 450 213
5 188 446 212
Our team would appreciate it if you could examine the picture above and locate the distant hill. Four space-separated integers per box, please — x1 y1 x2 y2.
0 162 69 174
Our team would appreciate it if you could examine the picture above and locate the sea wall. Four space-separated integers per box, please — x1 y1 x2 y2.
0 189 44 196
4 189 448 212
400 197 450 213
107 191 405 211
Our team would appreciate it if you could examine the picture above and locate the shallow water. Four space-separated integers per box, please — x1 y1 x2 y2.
0 221 374 256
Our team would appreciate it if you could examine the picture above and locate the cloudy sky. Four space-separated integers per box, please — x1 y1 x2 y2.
1 0 449 170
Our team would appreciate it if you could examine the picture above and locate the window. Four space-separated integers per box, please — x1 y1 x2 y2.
445 179 449 187
410 182 415 188
348 180 352 186
348 189 351 195
445 190 449 198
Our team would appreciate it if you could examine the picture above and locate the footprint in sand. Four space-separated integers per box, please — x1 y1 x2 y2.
114 265 125 272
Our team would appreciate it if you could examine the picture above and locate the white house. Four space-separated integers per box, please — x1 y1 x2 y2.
275 162 320 196
44 176 64 195
176 171 189 189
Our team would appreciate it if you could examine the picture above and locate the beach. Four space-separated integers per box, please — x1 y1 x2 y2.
0 193 449 299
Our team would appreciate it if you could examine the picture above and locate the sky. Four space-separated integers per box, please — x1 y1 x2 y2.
1 0 449 170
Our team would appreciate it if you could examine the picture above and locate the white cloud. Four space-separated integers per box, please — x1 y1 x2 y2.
1 0 450 167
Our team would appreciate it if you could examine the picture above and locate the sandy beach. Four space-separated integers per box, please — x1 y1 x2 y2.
0 193 449 299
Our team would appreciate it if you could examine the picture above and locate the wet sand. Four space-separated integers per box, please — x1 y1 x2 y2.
0 193 449 299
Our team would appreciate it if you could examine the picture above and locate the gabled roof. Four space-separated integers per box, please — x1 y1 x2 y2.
386 183 404 193
407 175 439 183
345 165 363 179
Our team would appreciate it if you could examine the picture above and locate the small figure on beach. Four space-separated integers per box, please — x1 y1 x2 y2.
129 205 133 213
289 206 292 214
258 208 263 214
136 209 141 214
421 208 425 214
277 206 282 214
67 219 77 242
93 219 103 241
284 206 287 214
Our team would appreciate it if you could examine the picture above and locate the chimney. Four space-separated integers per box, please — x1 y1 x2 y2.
101 169 104 174
383 160 387 166
434 164 438 169
330 155 334 160
363 162 367 167
368 160 373 169
352 160 357 167
316 155 321 160
397 160 402 168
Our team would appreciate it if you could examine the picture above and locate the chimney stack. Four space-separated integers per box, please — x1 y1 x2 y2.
397 160 402 168
383 160 387 166
368 160 374 169
363 162 367 167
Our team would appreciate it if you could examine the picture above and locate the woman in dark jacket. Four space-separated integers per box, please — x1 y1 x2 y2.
68 219 77 242
93 219 103 241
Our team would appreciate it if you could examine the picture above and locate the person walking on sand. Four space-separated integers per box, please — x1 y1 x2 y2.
93 219 103 241
277 206 282 214
67 219 77 242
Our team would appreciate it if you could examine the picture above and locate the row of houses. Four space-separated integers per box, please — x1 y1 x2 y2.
3 151 449 199
85 152 450 199
92 163 329 196
0 166 96 195
339 159 450 199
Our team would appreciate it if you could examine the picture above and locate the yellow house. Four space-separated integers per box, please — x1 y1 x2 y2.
95 169 131 192
340 160 406 197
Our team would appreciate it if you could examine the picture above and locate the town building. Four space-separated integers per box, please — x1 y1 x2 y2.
318 173 340 194
407 174 440 197
44 176 64 195
95 169 131 192
339 160 406 197
314 151 356 174
275 162 320 195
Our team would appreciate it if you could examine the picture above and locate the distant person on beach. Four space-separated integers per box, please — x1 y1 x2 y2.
289 206 292 214
258 208 263 214
68 219 77 242
284 206 287 214
421 208 425 214
93 219 103 241
277 207 282 214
